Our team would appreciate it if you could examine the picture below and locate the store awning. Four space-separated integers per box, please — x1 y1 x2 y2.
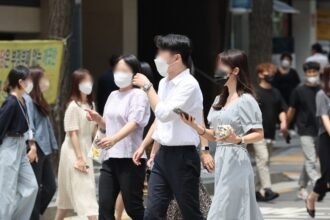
274 0 300 14
230 0 299 14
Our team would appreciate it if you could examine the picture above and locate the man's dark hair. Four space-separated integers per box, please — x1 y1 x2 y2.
280 52 293 61
312 43 323 54
303 61 320 72
154 34 192 67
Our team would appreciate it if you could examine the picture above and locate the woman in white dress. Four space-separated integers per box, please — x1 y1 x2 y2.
180 49 264 220
55 69 98 220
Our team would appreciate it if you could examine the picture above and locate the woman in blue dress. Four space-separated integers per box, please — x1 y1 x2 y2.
180 49 264 220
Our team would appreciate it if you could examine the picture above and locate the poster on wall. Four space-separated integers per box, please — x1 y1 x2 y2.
317 9 330 40
0 40 64 104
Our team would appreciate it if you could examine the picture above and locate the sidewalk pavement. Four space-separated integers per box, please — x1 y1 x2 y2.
43 133 330 220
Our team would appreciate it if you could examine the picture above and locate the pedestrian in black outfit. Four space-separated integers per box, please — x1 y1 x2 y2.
25 66 58 220
96 55 119 115
306 65 330 218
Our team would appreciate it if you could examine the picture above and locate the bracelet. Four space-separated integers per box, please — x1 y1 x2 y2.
198 127 206 136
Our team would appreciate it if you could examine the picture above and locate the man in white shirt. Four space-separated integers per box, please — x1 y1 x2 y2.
133 34 204 220
306 43 329 72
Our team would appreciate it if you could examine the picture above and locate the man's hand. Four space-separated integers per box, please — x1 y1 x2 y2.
132 73 150 88
280 121 288 137
201 152 215 172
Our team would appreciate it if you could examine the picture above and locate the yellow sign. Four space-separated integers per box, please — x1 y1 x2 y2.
317 9 330 40
0 40 64 104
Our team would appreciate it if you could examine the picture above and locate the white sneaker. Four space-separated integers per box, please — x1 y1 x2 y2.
297 188 308 200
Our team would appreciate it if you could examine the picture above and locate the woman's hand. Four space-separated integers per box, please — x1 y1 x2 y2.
200 152 215 172
132 146 145 166
85 109 103 124
179 114 198 129
97 136 117 149
27 143 38 163
216 128 241 144
74 158 88 173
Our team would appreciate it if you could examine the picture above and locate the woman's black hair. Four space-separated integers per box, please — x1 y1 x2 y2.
154 34 193 68
114 54 141 75
4 65 30 93
213 49 255 110
303 61 320 72
140 61 154 83
280 52 293 61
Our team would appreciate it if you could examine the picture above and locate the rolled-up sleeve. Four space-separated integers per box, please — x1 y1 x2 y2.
128 91 150 127
155 82 198 123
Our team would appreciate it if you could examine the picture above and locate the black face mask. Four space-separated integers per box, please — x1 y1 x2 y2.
214 69 230 80
264 75 274 83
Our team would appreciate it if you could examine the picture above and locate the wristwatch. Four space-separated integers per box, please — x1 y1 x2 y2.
143 82 153 92
201 146 210 151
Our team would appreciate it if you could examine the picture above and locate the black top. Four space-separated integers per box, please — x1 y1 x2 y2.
272 68 301 104
96 69 118 115
256 86 287 139
289 85 320 136
0 95 29 144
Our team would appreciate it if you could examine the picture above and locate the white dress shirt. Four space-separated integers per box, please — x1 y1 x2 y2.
306 53 329 71
152 69 203 146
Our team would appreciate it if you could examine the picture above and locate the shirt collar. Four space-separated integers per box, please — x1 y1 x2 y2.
167 68 190 85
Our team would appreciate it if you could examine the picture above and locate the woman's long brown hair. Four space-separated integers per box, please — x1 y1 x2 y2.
321 65 330 96
67 68 94 108
213 49 255 110
29 66 51 116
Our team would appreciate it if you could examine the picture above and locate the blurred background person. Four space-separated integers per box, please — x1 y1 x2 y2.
306 65 330 218
273 52 300 106
0 65 38 219
24 66 58 220
86 54 150 220
253 63 287 202
96 55 119 115
287 61 321 200
306 43 329 72
55 69 98 220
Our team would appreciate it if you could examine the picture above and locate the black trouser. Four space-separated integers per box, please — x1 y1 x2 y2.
313 133 330 195
99 158 146 220
144 145 203 220
30 146 57 220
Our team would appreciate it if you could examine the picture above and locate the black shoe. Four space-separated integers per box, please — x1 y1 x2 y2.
263 188 279 202
256 191 265 202
305 200 315 218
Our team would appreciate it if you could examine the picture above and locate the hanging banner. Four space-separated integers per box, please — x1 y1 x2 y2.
317 9 330 40
0 40 64 104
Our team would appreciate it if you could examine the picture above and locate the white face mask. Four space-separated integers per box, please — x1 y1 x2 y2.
281 59 291 68
79 81 93 95
154 57 170 77
24 80 34 94
114 71 133 88
306 76 320 85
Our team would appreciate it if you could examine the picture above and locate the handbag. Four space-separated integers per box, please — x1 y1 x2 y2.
88 129 106 163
